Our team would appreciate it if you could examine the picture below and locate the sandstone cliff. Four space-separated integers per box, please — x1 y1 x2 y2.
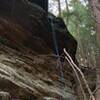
0 0 95 100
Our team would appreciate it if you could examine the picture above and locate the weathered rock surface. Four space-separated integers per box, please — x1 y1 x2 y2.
0 0 95 100
0 0 78 99
0 0 77 60
0 43 77 100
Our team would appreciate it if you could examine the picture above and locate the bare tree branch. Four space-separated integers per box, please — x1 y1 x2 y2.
64 53 87 100
63 48 96 100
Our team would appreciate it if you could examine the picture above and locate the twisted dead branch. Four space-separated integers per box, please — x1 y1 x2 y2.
64 53 87 100
63 48 95 100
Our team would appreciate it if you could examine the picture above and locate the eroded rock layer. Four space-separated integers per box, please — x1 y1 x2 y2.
0 43 77 100
0 0 95 100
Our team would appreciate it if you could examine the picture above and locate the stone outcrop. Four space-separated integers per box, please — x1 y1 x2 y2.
0 0 77 60
0 43 77 100
0 0 78 99
0 0 95 100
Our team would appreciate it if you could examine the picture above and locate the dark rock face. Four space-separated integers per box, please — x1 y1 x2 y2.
0 0 46 32
28 0 48 12
48 16 77 61
0 17 51 54
0 1 80 99
0 0 77 61
0 0 51 54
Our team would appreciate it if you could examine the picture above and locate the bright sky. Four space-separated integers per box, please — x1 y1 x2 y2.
49 0 66 16
48 0 87 16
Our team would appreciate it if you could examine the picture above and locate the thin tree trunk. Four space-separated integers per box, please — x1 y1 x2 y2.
57 0 61 17
88 0 100 99
64 0 69 23
88 0 100 48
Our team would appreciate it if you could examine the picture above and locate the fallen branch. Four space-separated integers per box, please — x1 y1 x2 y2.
63 48 95 100
65 54 87 100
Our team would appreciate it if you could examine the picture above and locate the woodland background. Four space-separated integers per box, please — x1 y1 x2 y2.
49 0 100 99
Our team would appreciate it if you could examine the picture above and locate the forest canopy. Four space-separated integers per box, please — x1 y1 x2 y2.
49 0 98 68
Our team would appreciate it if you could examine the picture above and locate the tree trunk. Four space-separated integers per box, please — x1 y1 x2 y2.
57 0 61 17
88 0 100 99
65 0 69 23
88 0 100 47
65 0 69 11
